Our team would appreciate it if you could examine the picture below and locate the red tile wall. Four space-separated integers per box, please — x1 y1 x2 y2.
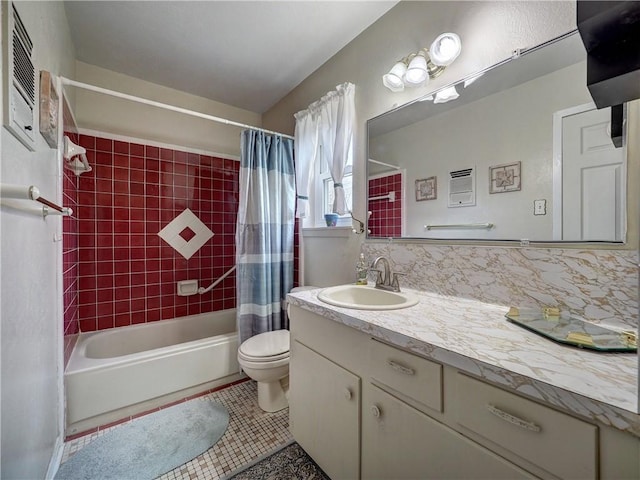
368 173 403 238
71 134 239 332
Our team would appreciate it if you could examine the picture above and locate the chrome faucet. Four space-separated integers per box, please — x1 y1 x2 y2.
370 256 403 292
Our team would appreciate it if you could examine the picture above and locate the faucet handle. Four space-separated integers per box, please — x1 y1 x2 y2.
390 272 405 291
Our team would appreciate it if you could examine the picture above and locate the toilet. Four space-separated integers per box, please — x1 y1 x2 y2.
237 286 316 412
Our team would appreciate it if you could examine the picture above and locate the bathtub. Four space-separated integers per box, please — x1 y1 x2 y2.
65 310 242 435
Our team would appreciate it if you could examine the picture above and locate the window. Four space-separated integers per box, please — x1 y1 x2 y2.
308 149 353 228
295 83 355 228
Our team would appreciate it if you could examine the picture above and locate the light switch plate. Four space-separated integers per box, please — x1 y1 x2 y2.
534 199 546 215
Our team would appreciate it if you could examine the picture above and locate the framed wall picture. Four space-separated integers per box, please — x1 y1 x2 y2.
39 70 59 149
489 161 521 194
415 176 437 201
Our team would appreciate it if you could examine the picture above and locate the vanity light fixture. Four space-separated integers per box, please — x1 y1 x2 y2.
404 50 429 86
463 72 484 88
429 33 462 66
382 58 409 92
383 32 462 91
434 85 460 104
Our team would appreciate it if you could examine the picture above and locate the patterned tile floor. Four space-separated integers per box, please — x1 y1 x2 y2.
60 381 293 479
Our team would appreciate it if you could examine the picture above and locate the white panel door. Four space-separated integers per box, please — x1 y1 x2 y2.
562 106 626 241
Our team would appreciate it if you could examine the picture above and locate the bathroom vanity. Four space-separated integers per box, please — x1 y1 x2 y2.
287 288 640 480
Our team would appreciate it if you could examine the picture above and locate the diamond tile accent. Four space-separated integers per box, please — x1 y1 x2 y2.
158 209 214 259
179 226 197 242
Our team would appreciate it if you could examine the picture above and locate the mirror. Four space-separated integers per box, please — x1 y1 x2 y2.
367 31 628 243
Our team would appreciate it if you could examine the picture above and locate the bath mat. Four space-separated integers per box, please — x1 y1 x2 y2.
55 400 229 480
225 441 330 480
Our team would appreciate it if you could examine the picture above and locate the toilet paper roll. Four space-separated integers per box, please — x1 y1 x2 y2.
0 184 40 200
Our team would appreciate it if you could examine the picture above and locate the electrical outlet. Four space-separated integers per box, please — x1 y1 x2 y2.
534 199 546 215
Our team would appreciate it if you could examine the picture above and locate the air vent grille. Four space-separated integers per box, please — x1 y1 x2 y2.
11 4 34 104
450 168 473 178
448 167 476 207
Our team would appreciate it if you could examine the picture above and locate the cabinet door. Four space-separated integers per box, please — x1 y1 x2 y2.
362 384 535 480
290 340 360 480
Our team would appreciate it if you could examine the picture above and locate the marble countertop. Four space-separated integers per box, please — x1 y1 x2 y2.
287 285 640 436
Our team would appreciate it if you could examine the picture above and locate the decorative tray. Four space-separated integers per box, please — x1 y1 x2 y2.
505 308 637 353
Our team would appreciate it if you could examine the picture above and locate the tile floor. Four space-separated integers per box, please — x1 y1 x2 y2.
60 380 292 479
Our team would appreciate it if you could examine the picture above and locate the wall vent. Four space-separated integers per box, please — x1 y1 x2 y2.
2 1 36 150
448 167 476 207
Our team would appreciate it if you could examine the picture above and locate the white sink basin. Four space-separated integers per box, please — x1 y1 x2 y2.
317 284 418 310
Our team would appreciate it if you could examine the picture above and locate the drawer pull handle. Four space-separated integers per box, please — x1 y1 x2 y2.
487 404 541 433
344 388 353 401
387 360 415 376
370 405 382 418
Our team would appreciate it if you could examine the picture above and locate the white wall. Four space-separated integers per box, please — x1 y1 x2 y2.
73 62 262 158
263 0 578 286
1 1 75 478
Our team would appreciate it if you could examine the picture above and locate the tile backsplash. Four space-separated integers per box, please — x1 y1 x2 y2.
363 242 638 331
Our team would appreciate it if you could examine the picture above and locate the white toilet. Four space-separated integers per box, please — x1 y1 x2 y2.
238 329 291 412
237 286 316 412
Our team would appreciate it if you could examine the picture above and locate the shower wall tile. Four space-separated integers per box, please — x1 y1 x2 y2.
62 131 81 367
368 173 402 238
72 134 240 332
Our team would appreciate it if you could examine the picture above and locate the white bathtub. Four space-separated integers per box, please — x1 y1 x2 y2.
65 310 242 435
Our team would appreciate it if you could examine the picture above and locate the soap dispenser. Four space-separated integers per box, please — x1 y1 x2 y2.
355 253 368 285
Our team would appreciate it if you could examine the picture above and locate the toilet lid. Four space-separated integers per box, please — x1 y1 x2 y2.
239 330 290 359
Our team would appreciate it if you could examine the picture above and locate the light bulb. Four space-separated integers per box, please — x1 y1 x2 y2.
382 60 407 92
434 86 459 104
463 72 484 88
429 33 462 66
404 52 428 86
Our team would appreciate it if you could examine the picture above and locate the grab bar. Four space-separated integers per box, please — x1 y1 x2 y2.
425 222 493 230
1 183 73 217
198 265 236 294
369 191 395 203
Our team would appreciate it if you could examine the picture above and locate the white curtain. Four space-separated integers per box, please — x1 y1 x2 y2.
293 107 319 218
318 82 355 215
293 82 355 217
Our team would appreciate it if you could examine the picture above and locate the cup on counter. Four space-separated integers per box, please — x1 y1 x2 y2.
324 213 339 227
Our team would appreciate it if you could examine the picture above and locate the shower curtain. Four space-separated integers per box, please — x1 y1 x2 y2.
236 130 295 344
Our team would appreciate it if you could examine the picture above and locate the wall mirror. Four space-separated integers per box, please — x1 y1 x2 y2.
367 31 628 243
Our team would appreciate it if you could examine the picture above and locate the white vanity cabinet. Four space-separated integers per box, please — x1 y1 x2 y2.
362 382 535 479
288 305 640 480
362 338 534 479
289 305 369 479
289 340 360 480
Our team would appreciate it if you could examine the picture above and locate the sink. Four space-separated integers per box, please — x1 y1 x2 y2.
317 284 418 310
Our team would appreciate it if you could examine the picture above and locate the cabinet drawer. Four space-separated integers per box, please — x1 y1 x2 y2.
453 373 597 480
369 338 442 412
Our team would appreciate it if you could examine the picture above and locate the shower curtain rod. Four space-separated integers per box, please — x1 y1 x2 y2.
60 77 295 140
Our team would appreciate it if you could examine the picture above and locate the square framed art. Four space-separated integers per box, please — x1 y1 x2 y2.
415 176 437 201
489 162 521 194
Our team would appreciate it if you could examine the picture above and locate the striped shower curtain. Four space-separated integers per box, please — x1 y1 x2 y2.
236 130 295 345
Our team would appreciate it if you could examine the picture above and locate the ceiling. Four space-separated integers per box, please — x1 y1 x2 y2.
64 1 398 113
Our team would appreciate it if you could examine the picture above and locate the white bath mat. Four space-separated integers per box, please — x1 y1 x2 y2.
55 399 229 480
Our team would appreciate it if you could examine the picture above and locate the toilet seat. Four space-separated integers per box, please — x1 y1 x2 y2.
238 330 289 363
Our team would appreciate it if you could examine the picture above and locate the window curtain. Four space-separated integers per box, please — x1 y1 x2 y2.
293 107 319 218
236 130 295 344
318 82 355 215
293 82 356 217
